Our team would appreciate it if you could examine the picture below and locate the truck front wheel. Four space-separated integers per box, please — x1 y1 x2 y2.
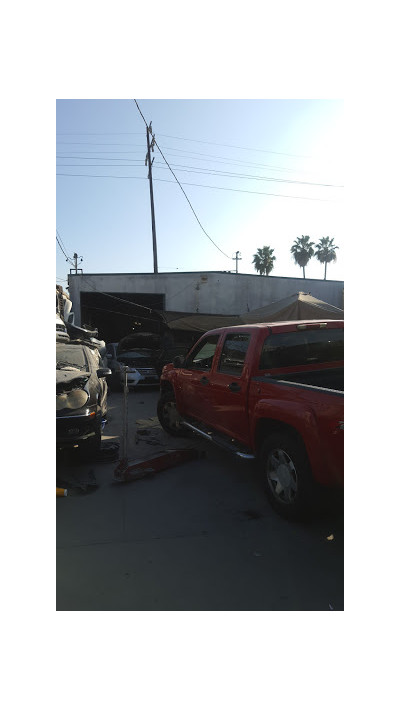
157 391 188 437
259 432 316 519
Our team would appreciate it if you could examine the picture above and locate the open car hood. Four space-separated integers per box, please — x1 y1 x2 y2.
56 370 90 387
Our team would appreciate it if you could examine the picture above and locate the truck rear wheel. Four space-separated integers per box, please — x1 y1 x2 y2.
259 432 316 520
157 391 188 437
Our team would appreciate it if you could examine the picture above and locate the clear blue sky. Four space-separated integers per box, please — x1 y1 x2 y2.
56 99 343 288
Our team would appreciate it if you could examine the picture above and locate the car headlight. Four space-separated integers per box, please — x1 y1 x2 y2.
56 389 89 410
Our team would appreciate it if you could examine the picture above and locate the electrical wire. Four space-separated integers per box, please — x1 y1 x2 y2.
56 130 312 159
56 141 147 147
79 275 155 313
56 159 342 188
56 145 303 174
57 132 144 136
56 231 75 265
56 172 334 201
56 229 69 253
134 100 230 259
81 303 163 324
157 133 311 159
56 147 334 178
75 275 214 318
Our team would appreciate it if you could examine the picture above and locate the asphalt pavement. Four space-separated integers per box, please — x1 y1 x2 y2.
56 386 344 611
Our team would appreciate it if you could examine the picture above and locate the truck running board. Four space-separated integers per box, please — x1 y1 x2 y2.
182 421 255 460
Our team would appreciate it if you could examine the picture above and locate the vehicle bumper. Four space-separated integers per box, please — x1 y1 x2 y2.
56 410 102 446
121 370 159 387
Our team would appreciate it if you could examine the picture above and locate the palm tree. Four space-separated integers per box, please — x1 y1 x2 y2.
252 246 276 276
290 235 314 278
315 236 338 280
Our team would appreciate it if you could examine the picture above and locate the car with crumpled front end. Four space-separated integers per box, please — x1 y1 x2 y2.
56 341 111 454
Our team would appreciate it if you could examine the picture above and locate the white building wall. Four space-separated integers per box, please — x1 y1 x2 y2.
68 272 344 326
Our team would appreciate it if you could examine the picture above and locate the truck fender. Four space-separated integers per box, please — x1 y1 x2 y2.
251 398 325 481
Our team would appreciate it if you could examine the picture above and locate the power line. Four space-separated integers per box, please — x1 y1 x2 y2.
157 133 311 159
81 303 162 323
79 275 154 312
133 100 231 259
56 160 342 188
56 231 75 265
56 147 333 177
154 164 342 188
57 132 144 136
56 173 334 201
56 144 301 172
56 141 145 146
56 228 71 255
57 155 144 161
56 150 305 174
56 130 312 159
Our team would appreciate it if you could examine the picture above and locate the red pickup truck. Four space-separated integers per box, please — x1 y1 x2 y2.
157 320 344 519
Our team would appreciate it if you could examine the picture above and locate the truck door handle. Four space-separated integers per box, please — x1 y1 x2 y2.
200 376 209 385
228 382 241 392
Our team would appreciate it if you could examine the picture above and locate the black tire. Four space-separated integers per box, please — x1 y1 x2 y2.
259 431 317 520
157 391 188 437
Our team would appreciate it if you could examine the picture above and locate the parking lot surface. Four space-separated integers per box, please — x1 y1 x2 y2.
57 388 344 611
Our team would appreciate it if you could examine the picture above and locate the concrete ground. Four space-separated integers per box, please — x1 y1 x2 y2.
56 387 344 611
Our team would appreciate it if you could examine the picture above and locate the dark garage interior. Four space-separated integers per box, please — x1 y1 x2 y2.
80 291 166 343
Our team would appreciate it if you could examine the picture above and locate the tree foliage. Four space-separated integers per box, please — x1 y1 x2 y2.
315 236 338 280
290 235 315 278
252 246 276 276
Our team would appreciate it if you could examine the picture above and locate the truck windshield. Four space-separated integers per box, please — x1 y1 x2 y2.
259 328 344 369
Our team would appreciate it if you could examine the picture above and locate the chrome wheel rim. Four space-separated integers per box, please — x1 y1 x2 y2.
266 448 298 504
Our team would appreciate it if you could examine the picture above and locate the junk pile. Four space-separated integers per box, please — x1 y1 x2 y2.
56 283 106 355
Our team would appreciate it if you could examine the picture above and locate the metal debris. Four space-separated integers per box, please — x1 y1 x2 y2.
113 448 203 483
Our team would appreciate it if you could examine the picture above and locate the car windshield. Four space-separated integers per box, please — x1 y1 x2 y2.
56 344 88 370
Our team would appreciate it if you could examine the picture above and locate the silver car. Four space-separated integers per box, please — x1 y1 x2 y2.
105 343 159 388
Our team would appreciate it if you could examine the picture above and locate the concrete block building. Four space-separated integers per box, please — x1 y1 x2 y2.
67 271 344 342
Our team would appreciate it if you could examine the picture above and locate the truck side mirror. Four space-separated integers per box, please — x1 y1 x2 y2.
173 355 185 368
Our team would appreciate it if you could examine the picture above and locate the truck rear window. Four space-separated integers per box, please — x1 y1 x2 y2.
259 328 344 369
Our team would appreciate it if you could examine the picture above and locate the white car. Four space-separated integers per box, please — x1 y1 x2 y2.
106 345 159 389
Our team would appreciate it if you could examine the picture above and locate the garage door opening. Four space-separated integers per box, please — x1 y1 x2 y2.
80 292 165 343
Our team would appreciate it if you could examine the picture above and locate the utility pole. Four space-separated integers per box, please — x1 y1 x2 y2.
232 250 242 273
70 253 83 274
145 121 158 274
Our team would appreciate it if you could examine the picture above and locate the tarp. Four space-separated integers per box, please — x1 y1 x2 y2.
240 292 344 323
159 311 241 333
159 293 343 333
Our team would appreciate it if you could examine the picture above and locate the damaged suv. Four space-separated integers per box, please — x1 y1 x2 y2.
56 342 111 454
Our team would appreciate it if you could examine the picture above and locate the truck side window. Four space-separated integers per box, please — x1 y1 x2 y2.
259 328 344 369
218 333 251 376
185 335 220 371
